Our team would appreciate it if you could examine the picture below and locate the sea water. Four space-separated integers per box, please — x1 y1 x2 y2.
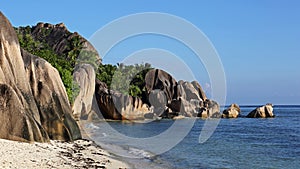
83 106 300 169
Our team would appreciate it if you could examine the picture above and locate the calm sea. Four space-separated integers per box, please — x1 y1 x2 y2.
83 105 300 169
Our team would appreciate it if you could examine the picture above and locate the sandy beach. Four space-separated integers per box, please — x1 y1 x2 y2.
0 138 129 169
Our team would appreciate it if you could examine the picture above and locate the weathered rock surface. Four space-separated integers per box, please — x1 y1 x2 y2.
191 81 207 101
247 104 275 118
16 21 101 121
0 84 48 142
143 69 220 119
29 22 99 59
145 69 178 102
22 49 81 140
72 64 96 120
95 80 150 120
0 12 81 142
222 103 241 118
148 89 168 116
181 81 202 101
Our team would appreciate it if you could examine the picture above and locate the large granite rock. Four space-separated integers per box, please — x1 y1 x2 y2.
143 69 220 119
247 104 275 118
22 49 81 140
95 80 150 120
191 81 207 101
18 21 102 122
145 69 178 102
0 12 81 142
197 99 220 118
0 84 48 142
72 64 96 120
148 89 168 116
29 22 99 58
181 81 201 101
222 103 241 118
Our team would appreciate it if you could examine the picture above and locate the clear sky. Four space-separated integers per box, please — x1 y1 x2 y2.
1 0 300 105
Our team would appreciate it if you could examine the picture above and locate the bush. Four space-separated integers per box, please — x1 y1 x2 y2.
97 63 152 98
15 27 79 104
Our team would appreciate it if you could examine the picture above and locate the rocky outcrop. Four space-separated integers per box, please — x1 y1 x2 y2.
0 84 48 142
222 103 241 118
143 69 220 119
188 99 220 118
72 64 96 120
22 49 81 140
0 12 81 142
145 69 178 102
95 80 150 120
17 20 102 121
181 81 202 101
28 22 99 59
246 104 275 118
148 89 168 117
191 81 207 101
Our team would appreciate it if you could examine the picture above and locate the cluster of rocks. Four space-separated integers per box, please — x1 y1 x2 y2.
222 103 275 118
92 69 275 121
93 69 220 120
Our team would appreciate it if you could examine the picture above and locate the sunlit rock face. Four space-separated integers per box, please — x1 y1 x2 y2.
0 12 81 142
247 104 275 118
222 104 241 118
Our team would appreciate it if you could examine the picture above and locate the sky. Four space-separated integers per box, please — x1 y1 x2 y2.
1 0 300 105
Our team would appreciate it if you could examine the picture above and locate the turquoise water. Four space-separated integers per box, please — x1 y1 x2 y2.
85 106 300 169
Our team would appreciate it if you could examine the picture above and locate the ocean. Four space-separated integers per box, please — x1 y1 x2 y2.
83 105 300 169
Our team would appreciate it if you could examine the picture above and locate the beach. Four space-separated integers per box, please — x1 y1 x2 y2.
0 138 129 169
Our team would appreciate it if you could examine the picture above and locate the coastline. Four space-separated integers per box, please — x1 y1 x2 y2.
0 138 130 169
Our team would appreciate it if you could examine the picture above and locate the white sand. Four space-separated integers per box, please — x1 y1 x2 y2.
0 139 130 169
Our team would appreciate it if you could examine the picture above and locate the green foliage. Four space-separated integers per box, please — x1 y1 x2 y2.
15 26 81 104
15 25 151 102
77 50 101 70
97 63 152 98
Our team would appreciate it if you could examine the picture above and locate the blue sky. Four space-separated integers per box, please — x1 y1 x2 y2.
1 0 300 105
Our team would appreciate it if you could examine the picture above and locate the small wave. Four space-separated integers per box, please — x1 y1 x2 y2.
85 123 100 130
128 147 154 159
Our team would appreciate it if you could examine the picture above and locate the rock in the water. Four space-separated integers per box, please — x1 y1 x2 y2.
198 99 220 118
246 104 275 118
222 103 241 118
72 64 96 120
0 12 81 142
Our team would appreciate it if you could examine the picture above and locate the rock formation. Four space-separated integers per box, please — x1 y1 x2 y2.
95 80 150 120
93 68 219 121
222 103 241 118
28 22 99 57
72 64 96 120
22 49 81 140
0 12 81 142
246 104 275 118
142 69 220 119
145 69 178 102
16 21 101 121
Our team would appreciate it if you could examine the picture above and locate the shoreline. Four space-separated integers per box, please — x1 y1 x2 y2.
0 138 130 169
